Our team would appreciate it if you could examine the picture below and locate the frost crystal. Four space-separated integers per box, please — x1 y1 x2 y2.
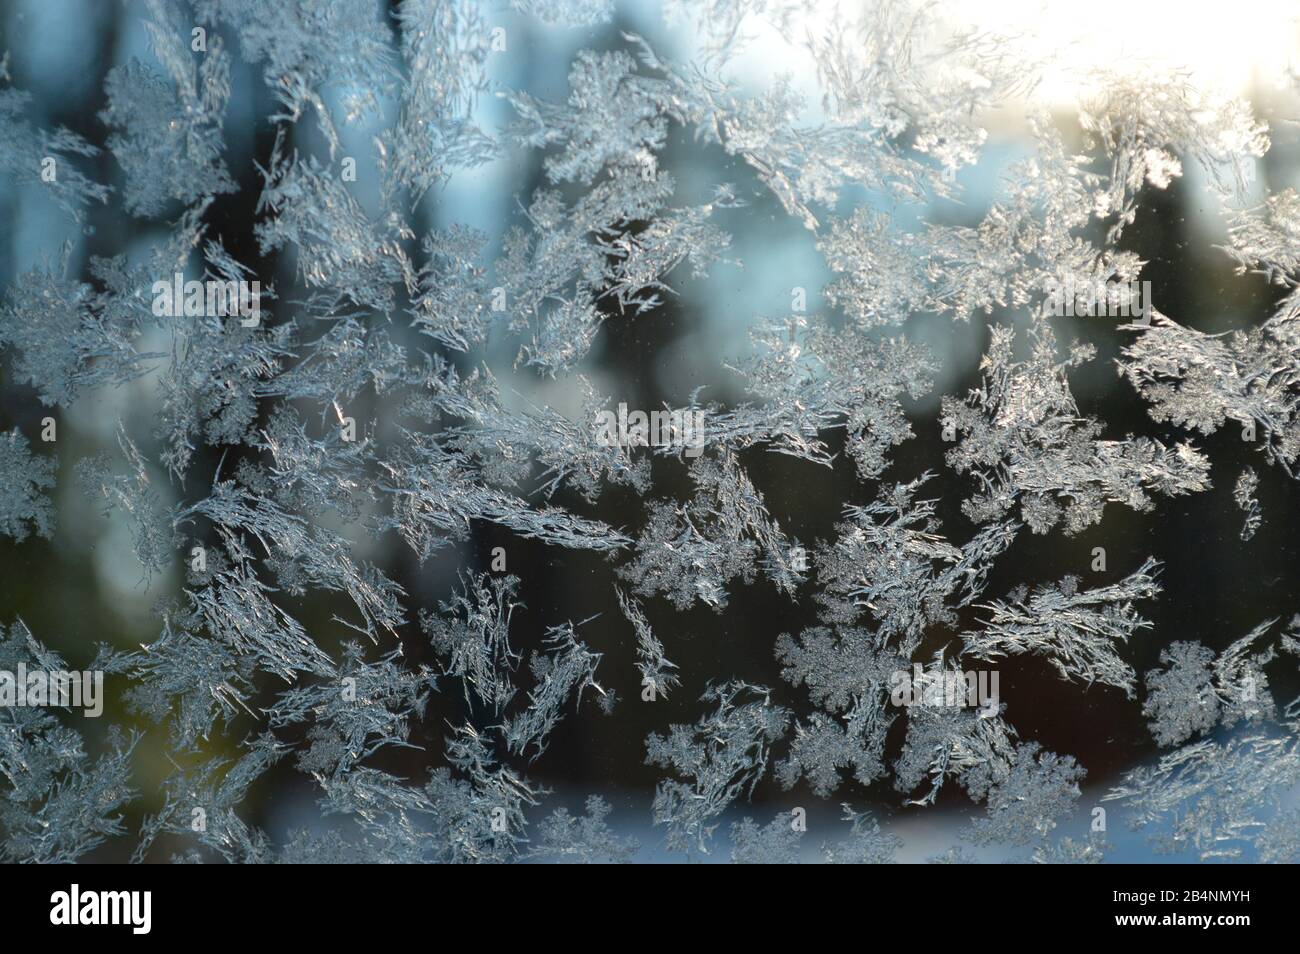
77 425 176 580
193 0 395 156
531 796 638 863
1030 833 1110 865
379 0 497 207
1119 313 1300 477
500 621 609 759
421 573 521 712
379 433 632 559
962 558 1161 698
894 702 1019 806
0 251 159 408
1142 620 1278 746
1257 808 1300 864
645 681 788 854
773 626 901 795
0 82 108 219
729 812 804 864
1105 727 1300 860
618 451 802 610
615 587 679 700
100 0 235 216
812 473 1015 647
0 623 138 863
0 429 56 543
967 742 1085 847
254 138 415 312
821 805 900 864
1235 467 1262 540
946 323 1210 534
513 1 615 28
716 317 936 477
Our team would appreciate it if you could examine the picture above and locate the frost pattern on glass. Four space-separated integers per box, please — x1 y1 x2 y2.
0 0 1297 865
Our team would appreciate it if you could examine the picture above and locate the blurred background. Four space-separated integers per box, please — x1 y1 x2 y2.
2 0 1300 861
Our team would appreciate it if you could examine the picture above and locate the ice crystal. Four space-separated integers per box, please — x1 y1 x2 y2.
76 425 177 580
0 429 56 543
1030 833 1110 865
424 725 544 864
0 623 138 863
409 226 496 353
179 478 406 642
254 136 416 313
530 796 638 863
378 0 497 207
0 250 160 408
507 50 672 187
615 587 679 700
100 0 235 216
1235 467 1262 540
0 82 109 219
1257 807 1300 864
421 573 522 712
379 433 633 559
193 0 396 156
715 316 936 477
927 846 979 864
617 450 803 610
1104 726 1300 860
893 701 1019 806
812 473 1016 647
1119 312 1300 477
645 681 788 854
819 210 930 330
777 705 892 797
773 626 902 795
1142 620 1278 747
821 805 900 864
961 558 1161 698
966 742 1084 846
513 0 616 28
1080 78 1267 228
266 643 436 780
729 811 804 864
101 617 257 750
500 621 609 759
946 323 1210 534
